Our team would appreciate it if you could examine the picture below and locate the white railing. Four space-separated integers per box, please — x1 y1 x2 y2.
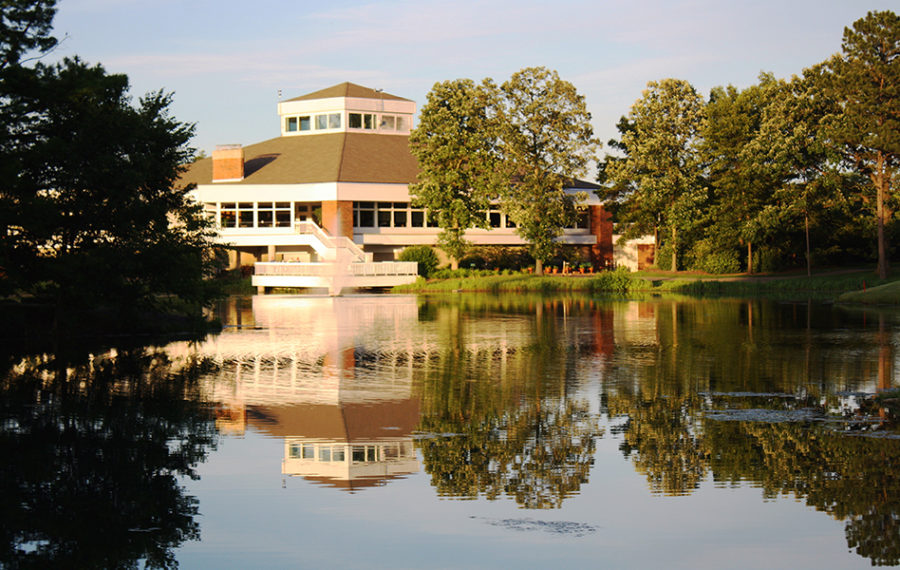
294 221 367 262
255 261 418 277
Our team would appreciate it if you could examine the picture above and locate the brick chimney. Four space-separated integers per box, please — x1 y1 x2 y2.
212 144 244 182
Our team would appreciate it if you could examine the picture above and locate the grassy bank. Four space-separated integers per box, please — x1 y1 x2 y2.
837 279 900 304
393 266 898 300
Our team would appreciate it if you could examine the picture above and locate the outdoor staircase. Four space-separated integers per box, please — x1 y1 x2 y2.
252 221 417 295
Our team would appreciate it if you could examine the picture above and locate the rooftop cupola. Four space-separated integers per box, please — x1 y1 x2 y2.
276 82 416 137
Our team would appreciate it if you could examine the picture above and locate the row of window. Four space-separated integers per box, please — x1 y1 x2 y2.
288 442 415 463
284 112 409 133
353 202 589 229
205 202 314 229
285 113 341 132
205 201 588 230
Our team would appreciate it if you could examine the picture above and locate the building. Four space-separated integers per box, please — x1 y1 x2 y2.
180 82 616 268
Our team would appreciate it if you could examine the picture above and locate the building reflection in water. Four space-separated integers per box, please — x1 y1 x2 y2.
199 295 423 490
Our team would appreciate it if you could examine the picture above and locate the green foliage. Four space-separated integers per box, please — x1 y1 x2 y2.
408 68 598 274
395 267 639 294
687 240 740 274
459 245 534 271
398 245 440 277
498 67 599 271
1 56 220 327
702 75 786 273
606 78 706 272
408 78 501 267
820 10 900 279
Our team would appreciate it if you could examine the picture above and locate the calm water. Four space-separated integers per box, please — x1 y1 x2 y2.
2 294 899 569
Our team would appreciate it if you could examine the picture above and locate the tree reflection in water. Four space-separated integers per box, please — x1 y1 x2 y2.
0 346 218 569
415 297 603 509
601 299 900 566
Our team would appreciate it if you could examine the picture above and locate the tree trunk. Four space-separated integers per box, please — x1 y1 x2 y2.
653 224 659 266
805 209 811 278
670 225 677 272
875 153 889 280
747 242 753 275
451 258 459 271
535 258 543 276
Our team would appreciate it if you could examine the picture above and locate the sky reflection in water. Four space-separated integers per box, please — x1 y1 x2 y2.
2 294 899 568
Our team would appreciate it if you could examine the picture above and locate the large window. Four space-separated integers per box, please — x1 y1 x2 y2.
349 113 376 130
354 201 375 227
214 201 294 229
238 202 254 228
354 202 427 228
220 203 237 228
256 202 292 228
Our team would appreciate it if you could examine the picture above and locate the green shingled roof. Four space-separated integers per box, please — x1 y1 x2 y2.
180 133 418 186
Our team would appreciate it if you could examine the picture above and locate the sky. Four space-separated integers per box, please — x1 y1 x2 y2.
48 0 898 168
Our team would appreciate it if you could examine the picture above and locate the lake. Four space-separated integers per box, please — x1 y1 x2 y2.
2 294 899 569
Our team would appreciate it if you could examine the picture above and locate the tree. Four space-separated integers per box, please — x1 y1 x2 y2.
746 71 849 276
0 1 58 290
409 79 502 269
0 0 57 71
498 67 598 275
702 75 784 273
2 57 219 326
600 116 665 262
821 10 899 279
607 79 706 271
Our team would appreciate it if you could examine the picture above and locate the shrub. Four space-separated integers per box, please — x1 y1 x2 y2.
398 246 439 277
689 240 740 274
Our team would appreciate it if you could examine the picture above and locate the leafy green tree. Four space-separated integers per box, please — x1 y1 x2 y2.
701 75 784 273
745 71 849 275
498 67 598 275
2 57 219 326
607 79 706 271
820 10 899 279
398 245 439 277
409 79 502 269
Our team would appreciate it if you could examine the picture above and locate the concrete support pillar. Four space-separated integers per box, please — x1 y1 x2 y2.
267 244 276 262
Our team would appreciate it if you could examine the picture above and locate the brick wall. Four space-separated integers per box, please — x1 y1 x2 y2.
212 145 244 182
589 205 613 268
321 200 354 238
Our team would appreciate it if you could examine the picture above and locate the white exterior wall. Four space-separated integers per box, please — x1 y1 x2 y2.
613 234 655 271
